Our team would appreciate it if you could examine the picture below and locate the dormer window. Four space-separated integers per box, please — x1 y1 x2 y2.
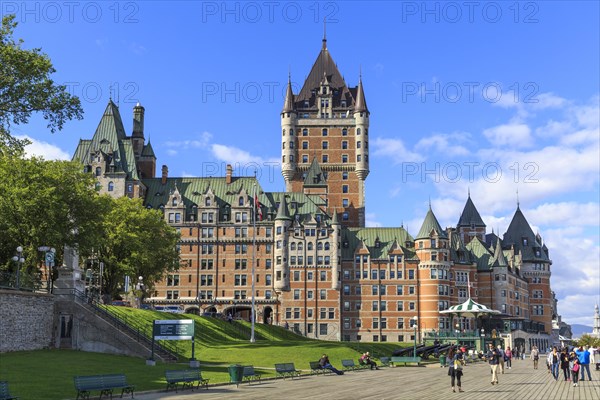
205 197 211 207
95 167 101 176
522 237 528 246
238 197 244 206
304 100 309 108
375 238 380 248
341 100 346 107
172 198 178 206
108 181 114 192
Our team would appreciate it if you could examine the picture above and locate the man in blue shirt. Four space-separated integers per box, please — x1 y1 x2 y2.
576 346 592 381
486 343 500 385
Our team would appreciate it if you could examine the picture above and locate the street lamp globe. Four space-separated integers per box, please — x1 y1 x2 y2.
16 246 23 253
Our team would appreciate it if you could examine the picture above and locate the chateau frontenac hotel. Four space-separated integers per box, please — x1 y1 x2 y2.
74 36 557 351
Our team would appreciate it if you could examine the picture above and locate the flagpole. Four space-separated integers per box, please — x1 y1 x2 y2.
250 181 257 343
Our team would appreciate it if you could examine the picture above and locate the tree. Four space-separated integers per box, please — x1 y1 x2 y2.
96 196 180 300
0 14 83 156
0 156 103 286
574 334 600 348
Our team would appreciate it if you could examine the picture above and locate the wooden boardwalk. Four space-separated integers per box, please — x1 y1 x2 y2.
135 358 599 400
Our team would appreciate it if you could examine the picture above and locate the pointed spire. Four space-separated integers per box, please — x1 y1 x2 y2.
457 194 485 227
354 74 368 113
282 74 295 113
416 206 448 240
275 195 292 221
331 207 340 225
322 17 327 49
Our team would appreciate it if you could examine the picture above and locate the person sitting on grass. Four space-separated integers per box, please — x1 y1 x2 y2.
319 354 344 375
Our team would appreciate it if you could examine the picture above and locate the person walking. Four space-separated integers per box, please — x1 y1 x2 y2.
497 345 505 374
572 357 580 387
486 343 500 385
451 347 466 392
531 346 540 369
548 347 560 381
576 346 592 381
505 346 513 369
560 348 571 381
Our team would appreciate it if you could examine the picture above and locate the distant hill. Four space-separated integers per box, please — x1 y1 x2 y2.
571 324 593 337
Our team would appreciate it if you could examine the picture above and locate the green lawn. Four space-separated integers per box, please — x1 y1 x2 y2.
0 308 411 399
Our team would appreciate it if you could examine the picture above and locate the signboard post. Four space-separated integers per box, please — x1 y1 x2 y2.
149 319 196 366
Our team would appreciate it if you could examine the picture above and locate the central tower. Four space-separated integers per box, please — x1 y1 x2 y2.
281 34 370 227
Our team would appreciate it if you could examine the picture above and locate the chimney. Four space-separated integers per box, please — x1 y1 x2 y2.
132 102 145 138
161 165 168 185
226 164 233 184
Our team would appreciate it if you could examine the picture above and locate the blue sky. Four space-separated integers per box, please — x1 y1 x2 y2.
7 1 599 328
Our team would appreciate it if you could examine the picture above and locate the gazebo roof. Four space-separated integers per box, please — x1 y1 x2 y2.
440 297 501 317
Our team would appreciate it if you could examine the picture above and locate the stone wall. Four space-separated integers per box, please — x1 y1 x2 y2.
0 289 54 352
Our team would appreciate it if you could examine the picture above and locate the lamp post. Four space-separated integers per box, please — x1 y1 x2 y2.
455 322 460 345
12 246 25 290
412 316 418 358
136 276 144 308
480 327 485 351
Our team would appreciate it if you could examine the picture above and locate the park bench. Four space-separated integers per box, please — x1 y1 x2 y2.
165 369 209 392
379 357 390 367
73 374 134 400
274 363 301 379
342 359 367 371
390 356 421 367
242 366 262 384
309 361 332 375
0 381 18 400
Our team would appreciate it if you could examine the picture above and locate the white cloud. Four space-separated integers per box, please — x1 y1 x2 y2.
415 132 471 157
18 135 71 160
482 123 533 148
164 131 213 156
211 144 278 166
372 137 424 163
526 202 600 228
365 213 383 227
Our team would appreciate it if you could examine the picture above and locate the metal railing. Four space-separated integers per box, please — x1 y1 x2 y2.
0 271 41 291
56 288 180 362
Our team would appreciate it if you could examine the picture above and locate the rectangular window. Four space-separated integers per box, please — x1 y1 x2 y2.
319 324 328 335
293 289 300 300
320 289 326 300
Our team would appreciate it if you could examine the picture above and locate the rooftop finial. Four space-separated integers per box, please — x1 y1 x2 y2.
516 188 520 208
468 187 471 197
428 196 432 209
322 17 327 49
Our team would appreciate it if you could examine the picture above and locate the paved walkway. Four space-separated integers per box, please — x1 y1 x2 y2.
135 359 600 400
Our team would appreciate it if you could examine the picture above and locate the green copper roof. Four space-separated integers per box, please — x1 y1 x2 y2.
466 237 493 271
275 193 292 220
457 195 486 227
303 158 327 187
449 230 473 264
341 227 416 260
491 236 509 267
416 207 448 240
72 139 91 162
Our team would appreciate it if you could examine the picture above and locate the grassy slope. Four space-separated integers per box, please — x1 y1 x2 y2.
0 307 408 400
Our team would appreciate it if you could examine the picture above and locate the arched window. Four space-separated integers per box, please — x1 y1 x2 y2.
357 128 361 135
205 197 211 207
108 181 114 191
290 243 296 251
172 198 178 206
238 196 244 206
324 242 330 251
282 129 286 136
95 167 101 176
297 243 304 251
95 182 101 191
307 243 314 251
317 242 323 251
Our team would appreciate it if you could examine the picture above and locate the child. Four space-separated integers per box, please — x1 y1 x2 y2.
572 357 580 387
